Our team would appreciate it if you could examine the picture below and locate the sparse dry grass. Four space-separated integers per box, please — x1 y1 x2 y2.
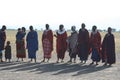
0 30 119 80
5 30 120 60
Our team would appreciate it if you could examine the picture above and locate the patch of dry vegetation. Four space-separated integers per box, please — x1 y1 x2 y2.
5 30 120 60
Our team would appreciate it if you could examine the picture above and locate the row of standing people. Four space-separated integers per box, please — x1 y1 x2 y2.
16 26 38 62
67 24 115 66
42 23 115 66
0 26 38 62
0 24 116 66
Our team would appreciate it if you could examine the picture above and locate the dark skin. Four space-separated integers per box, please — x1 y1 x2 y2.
71 26 75 31
81 23 85 29
92 26 97 32
46 24 49 30
54 25 64 37
29 26 33 31
22 27 26 32
1 25 6 31
59 25 64 31
108 27 112 34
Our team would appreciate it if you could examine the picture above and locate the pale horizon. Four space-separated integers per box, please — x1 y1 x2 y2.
0 0 120 31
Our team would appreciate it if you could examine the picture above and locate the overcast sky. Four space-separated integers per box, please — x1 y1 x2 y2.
0 0 120 30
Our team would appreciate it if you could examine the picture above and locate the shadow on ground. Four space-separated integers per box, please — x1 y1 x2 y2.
0 62 111 76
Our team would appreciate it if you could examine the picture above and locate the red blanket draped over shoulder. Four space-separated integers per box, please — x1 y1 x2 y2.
56 31 67 59
90 31 102 57
42 30 53 58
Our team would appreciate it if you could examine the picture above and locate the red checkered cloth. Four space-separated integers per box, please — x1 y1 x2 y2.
43 39 52 58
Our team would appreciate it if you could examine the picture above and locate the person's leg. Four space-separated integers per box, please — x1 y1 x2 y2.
9 59 11 62
68 51 72 62
56 54 59 63
68 57 72 63
80 60 83 63
1 60 3 62
22 58 23 61
47 58 50 62
61 50 65 63
90 61 94 65
5 58 7 62
70 58 72 62
31 58 32 61
109 63 112 66
0 52 3 62
17 58 19 62
103 59 107 66
84 60 86 64
41 57 45 62
74 58 76 63
56 58 59 63
96 61 99 65
34 58 36 63
61 58 64 63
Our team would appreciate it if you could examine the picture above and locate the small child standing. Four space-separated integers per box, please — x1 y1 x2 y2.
5 41 11 62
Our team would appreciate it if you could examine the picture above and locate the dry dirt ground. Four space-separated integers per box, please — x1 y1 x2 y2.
0 52 120 80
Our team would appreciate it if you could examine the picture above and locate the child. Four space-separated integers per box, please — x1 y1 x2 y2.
5 41 11 62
